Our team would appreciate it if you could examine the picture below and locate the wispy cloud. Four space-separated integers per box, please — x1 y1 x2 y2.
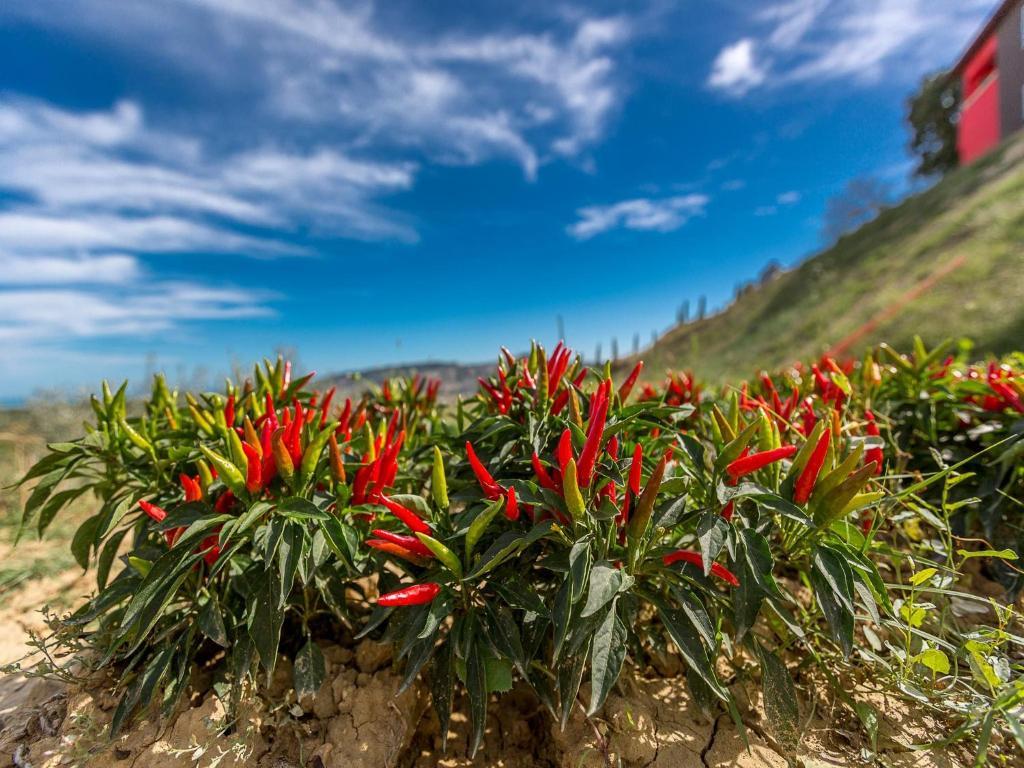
568 194 709 240
777 190 801 204
707 0 993 96
0 283 272 343
2 0 632 180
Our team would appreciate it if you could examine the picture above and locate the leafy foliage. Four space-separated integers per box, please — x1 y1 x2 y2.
13 339 1024 761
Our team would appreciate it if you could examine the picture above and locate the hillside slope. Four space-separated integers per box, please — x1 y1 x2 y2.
634 133 1024 382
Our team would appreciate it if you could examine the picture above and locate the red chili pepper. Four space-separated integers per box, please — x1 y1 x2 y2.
377 582 442 607
721 500 734 522
319 387 336 427
241 441 263 493
532 452 559 492
726 445 797 480
379 495 431 534
370 529 433 558
618 361 644 403
661 549 739 587
556 429 575 474
794 429 831 504
577 379 610 487
179 473 203 503
864 411 883 476
465 441 503 500
628 443 643 496
550 369 588 415
505 486 520 521
139 499 167 523
606 435 619 460
201 534 220 567
214 491 237 513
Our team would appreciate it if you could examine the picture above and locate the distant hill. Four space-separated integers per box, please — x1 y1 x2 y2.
626 132 1024 382
319 360 495 400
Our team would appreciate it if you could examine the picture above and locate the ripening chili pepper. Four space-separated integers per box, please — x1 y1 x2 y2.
661 549 740 587
551 369 588 415
505 486 520 521
224 394 235 427
379 495 431 534
618 361 644 403
562 458 586 521
794 428 831 504
377 582 442 607
366 539 429 566
726 445 797 481
627 448 668 541
271 429 295 484
370 529 434 558
466 441 503 500
329 433 346 484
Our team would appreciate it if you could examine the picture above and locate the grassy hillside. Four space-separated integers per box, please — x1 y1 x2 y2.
633 133 1024 382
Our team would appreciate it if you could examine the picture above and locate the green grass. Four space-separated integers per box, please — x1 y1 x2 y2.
634 132 1024 382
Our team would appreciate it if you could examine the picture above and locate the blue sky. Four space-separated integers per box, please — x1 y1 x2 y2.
0 0 995 400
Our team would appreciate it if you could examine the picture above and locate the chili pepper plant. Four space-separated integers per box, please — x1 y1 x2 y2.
12 340 1024 762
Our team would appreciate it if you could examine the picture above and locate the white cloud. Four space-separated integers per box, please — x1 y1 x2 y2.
568 194 709 240
777 190 801 204
755 205 778 216
0 283 271 343
2 0 632 179
722 179 747 191
0 253 140 285
708 0 993 96
707 39 766 96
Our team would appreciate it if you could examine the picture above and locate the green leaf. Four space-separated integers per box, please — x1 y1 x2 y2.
916 648 950 675
320 515 359 568
581 563 632 618
466 635 488 758
198 595 229 647
909 567 938 586
71 514 101 570
558 647 589 729
657 603 727 701
588 601 627 715
37 486 88 536
249 568 284 677
432 640 455 752
467 520 553 579
568 536 593 604
277 498 331 521
697 513 729 575
758 647 800 755
294 639 327 699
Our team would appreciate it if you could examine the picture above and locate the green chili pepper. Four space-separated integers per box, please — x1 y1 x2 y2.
432 446 449 510
416 533 463 579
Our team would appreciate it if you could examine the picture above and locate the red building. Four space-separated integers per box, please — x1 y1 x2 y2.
952 0 1024 164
